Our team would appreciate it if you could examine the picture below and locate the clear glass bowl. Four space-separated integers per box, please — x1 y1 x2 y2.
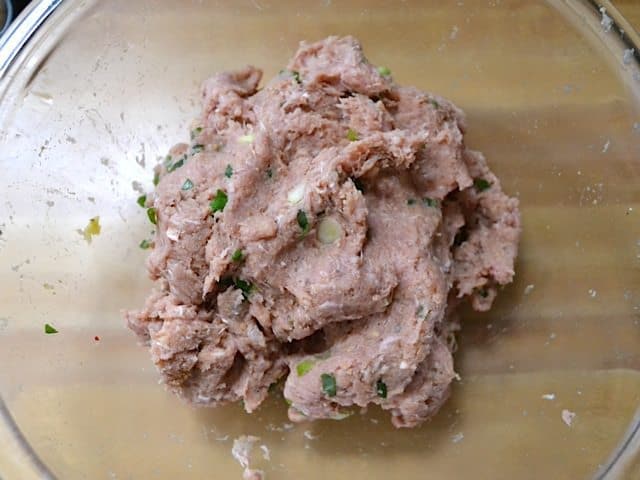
1 1 640 478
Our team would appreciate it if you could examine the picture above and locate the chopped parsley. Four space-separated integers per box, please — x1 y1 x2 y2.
321 373 337 397
181 178 194 191
474 178 492 192
296 210 310 235
44 323 58 334
139 239 152 250
423 197 439 208
407 198 416 205
296 359 315 377
376 379 387 399
231 249 244 262
147 207 157 225
191 144 205 154
430 99 440 109
153 171 160 186
377 66 392 77
137 194 147 208
190 126 203 140
234 278 253 299
224 164 233 178
346 128 359 142
210 189 228 213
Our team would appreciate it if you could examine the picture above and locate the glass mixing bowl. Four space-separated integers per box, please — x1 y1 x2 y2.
1 1 640 478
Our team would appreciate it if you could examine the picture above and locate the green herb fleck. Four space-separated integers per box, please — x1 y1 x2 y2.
474 178 492 192
376 379 387 399
296 359 315 377
139 239 152 250
231 249 244 262
346 129 359 142
166 156 185 173
182 178 194 191
190 126 203 140
44 323 58 334
321 373 337 397
280 69 302 84
153 171 160 186
147 207 157 225
478 288 489 298
210 189 228 213
234 278 253 299
423 197 439 208
266 168 273 179
377 66 392 77
224 164 233 178
285 398 293 407
137 194 147 208
407 198 416 205
430 99 440 109
192 144 205 154
296 210 309 235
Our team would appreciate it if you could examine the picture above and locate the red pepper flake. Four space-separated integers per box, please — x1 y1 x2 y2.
94 336 100 341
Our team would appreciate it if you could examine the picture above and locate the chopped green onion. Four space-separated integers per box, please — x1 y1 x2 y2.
153 171 160 186
423 197 439 208
234 278 253 299
280 69 302 84
296 359 315 377
407 198 416 205
231 249 244 262
191 144 205 154
82 217 101 243
474 178 492 192
163 155 173 167
238 134 254 144
139 239 152 249
190 126 203 140
224 164 233 178
317 217 342 244
182 178 194 191
147 207 157 225
377 66 392 77
430 99 440 109
346 129 359 142
321 373 337 397
44 323 58 334
296 210 309 235
210 189 228 213
137 194 147 208
376 379 387 399
166 156 185 173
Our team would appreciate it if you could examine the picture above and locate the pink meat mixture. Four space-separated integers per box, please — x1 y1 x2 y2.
126 36 520 428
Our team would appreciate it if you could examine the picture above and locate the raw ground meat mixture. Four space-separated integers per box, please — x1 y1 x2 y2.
126 36 521 428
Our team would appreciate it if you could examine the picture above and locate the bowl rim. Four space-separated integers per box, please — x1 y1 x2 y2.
0 1 639 479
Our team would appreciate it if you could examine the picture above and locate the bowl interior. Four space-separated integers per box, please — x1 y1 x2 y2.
1 1 640 478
